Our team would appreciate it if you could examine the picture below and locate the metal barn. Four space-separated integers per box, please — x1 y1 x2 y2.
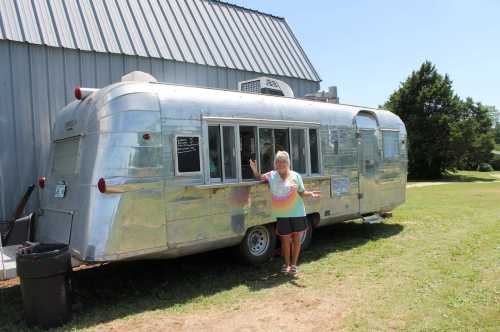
0 0 321 220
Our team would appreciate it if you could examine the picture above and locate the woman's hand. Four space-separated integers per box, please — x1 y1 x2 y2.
311 191 321 199
249 159 258 173
249 159 263 180
300 191 321 199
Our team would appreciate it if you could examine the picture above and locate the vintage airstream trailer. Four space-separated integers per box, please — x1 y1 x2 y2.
33 76 407 266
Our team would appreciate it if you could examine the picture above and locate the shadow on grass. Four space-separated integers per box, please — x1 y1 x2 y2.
0 221 403 331
409 171 498 183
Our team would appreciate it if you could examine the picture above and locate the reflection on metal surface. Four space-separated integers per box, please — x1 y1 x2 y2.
37 82 407 264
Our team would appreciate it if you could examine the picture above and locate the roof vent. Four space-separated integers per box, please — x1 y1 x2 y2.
304 86 339 104
238 77 294 97
121 71 157 83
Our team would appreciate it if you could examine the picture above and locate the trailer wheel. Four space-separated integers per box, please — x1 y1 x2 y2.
237 224 276 265
299 218 313 252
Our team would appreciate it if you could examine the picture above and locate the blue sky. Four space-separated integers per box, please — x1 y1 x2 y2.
230 0 500 112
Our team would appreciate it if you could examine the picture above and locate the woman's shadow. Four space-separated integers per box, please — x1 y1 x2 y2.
0 221 403 331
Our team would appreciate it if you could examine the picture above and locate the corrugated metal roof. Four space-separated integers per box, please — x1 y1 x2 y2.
0 0 320 82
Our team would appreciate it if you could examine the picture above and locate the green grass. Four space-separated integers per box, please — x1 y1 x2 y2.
494 143 500 151
1 176 499 331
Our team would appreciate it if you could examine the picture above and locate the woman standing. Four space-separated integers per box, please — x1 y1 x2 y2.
249 151 320 275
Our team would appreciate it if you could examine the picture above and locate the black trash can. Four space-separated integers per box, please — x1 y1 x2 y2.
16 243 72 329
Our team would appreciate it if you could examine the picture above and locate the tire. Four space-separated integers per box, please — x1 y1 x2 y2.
237 224 277 265
299 218 313 252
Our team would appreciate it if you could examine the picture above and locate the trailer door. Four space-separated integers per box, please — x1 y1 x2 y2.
356 113 380 214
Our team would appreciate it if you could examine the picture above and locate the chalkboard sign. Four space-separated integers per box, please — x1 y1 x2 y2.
175 135 201 175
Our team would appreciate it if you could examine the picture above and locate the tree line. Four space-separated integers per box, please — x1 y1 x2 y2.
384 61 498 179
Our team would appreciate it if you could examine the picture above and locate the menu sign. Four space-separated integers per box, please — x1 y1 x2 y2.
176 136 201 174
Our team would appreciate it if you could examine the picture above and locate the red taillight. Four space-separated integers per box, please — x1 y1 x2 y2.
74 86 82 100
142 133 151 140
38 176 46 189
98 178 106 193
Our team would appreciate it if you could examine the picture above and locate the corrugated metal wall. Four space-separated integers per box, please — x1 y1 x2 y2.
0 40 319 219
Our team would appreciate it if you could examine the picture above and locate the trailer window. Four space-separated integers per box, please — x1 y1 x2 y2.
223 126 237 180
208 126 222 180
309 128 320 173
291 129 306 173
240 126 257 180
52 136 80 175
259 128 274 173
175 135 202 175
274 129 290 154
382 131 400 160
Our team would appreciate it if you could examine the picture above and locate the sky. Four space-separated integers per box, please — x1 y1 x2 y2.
229 0 500 112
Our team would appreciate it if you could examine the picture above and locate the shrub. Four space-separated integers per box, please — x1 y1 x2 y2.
491 156 500 171
477 163 493 172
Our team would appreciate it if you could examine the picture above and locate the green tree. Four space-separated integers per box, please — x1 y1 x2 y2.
494 125 500 144
451 99 495 170
384 61 461 179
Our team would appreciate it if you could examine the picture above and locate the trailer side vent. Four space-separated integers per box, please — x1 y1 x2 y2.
238 77 294 98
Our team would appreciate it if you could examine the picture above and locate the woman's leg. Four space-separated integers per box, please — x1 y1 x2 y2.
280 235 291 267
291 233 302 266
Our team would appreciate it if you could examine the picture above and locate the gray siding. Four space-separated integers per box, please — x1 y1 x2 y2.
0 0 320 82
0 40 319 219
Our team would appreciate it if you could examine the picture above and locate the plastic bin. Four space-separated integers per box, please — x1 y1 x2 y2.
16 243 72 328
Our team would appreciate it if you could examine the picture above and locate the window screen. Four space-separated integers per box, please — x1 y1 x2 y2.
259 128 274 173
223 126 236 180
208 126 222 179
274 129 289 154
240 126 257 180
291 129 306 173
383 131 400 160
309 128 320 173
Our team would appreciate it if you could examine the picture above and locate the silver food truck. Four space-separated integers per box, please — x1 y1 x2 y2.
1 74 407 279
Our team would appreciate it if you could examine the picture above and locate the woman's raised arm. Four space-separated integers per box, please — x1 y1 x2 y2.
249 159 266 181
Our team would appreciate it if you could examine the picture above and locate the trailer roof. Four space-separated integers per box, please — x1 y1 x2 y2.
0 0 320 82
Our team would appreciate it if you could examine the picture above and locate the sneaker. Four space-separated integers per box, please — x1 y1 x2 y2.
290 265 298 275
281 264 290 274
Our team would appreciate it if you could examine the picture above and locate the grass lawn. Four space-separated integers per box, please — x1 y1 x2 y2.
1 172 499 331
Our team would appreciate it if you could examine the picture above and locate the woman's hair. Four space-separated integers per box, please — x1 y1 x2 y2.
274 150 290 168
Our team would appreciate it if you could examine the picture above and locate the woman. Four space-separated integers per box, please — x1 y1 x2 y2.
249 151 321 275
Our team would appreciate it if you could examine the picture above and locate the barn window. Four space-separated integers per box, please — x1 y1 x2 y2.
175 135 202 175
382 130 400 160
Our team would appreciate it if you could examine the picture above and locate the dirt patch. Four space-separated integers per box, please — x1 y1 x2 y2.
95 287 350 332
